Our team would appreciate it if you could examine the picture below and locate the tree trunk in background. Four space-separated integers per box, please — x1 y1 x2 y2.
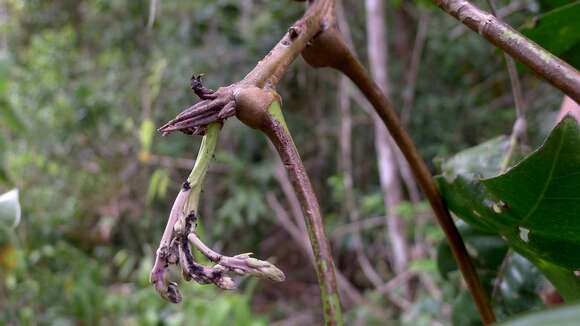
365 0 409 277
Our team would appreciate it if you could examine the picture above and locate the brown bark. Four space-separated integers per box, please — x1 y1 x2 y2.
264 117 342 325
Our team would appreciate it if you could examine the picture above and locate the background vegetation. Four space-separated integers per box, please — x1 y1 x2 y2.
0 0 577 324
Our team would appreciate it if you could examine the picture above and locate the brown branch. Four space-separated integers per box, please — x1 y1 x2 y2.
342 44 496 326
433 0 580 103
300 22 495 323
262 105 342 325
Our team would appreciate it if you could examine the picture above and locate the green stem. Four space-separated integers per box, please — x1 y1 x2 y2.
264 101 343 326
184 122 220 215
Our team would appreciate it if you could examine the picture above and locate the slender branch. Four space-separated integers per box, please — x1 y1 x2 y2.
259 100 343 325
335 2 388 290
240 1 335 88
483 0 527 171
300 24 495 323
401 11 430 126
433 0 580 103
342 44 496 326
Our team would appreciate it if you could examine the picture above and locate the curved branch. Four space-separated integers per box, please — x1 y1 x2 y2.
235 89 343 325
433 0 580 103
301 26 496 324
343 44 497 326
264 103 342 326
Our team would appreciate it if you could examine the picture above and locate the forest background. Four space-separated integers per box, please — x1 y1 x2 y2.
0 0 578 325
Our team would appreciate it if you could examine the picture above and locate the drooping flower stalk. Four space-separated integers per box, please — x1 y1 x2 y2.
151 122 284 302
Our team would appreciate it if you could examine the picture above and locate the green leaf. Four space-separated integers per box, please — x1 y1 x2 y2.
452 291 482 326
495 253 545 318
0 99 26 132
0 189 21 229
483 117 580 269
521 2 580 69
437 116 580 300
500 303 580 326
537 0 577 13
439 136 509 180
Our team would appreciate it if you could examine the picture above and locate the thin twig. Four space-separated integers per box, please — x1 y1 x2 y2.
491 249 513 301
401 11 430 126
336 0 387 289
331 216 386 240
483 0 527 171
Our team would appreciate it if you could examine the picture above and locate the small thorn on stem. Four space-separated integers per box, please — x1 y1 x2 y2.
191 74 216 100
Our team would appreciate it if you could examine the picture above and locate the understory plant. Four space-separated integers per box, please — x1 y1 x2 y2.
148 0 580 325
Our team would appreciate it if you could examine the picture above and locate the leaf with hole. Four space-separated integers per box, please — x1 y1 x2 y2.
437 116 580 300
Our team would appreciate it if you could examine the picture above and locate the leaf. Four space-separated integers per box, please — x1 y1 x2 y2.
495 253 545 318
452 291 482 326
0 99 26 132
483 117 580 269
0 189 21 229
521 2 580 69
499 302 580 326
439 136 509 180
537 0 577 13
437 116 580 300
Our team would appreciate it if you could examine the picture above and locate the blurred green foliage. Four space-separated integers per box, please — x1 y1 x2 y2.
0 0 571 324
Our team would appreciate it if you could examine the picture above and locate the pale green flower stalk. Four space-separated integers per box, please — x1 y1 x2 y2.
151 122 284 303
